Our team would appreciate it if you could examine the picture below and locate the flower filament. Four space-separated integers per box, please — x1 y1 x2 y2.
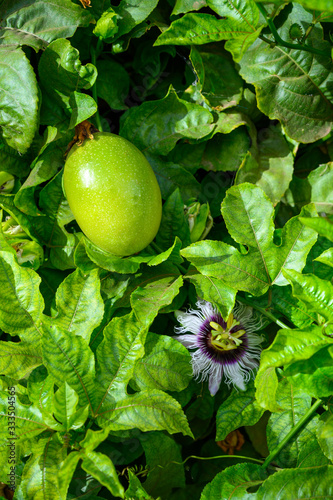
210 314 245 352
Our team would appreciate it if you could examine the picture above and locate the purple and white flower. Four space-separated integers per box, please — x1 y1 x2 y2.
174 300 265 395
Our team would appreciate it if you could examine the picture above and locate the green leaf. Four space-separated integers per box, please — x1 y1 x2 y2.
98 390 193 437
57 451 81 500
38 270 72 319
126 470 154 500
68 92 98 129
187 273 236 320
317 412 333 462
216 380 264 441
200 463 267 500
146 237 184 267
38 38 97 112
155 0 259 48
139 432 185 498
94 312 148 411
225 27 263 63
0 251 44 339
79 427 110 453
307 163 333 214
297 433 330 468
0 391 49 449
83 237 146 274
239 4 333 143
130 274 183 326
288 164 333 217
187 46 243 110
0 47 39 153
286 164 333 216
303 233 333 280
283 269 333 322
96 60 130 111
172 0 208 15
0 138 31 177
235 124 294 206
255 365 280 413
266 379 317 468
0 340 42 379
0 0 93 46
300 215 333 242
53 382 89 431
181 184 318 295
214 109 257 137
271 285 316 329
53 268 104 343
13 127 61 216
255 326 332 410
42 321 96 412
41 171 79 270
284 345 333 398
111 0 159 41
315 247 333 268
115 262 180 308
133 332 192 392
0 27 47 51
93 7 118 40
20 435 66 500
120 86 214 155
200 127 250 174
145 154 201 201
0 176 78 271
185 382 215 423
27 366 54 415
295 0 333 11
81 450 125 498
155 188 191 250
256 465 333 499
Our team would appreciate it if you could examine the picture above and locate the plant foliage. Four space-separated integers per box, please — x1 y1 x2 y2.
1 0 333 498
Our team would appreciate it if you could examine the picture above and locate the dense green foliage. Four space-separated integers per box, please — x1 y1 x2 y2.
1 0 333 498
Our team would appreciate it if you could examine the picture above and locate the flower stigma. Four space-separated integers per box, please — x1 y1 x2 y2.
210 315 245 351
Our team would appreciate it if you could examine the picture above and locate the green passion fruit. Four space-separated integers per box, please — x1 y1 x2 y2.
63 132 162 256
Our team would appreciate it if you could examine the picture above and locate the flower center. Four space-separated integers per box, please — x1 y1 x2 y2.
209 314 245 352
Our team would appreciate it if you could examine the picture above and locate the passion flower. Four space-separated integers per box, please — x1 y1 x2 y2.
174 300 265 395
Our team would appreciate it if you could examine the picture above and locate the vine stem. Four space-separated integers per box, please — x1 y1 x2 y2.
257 3 330 58
261 398 322 469
180 454 264 465
90 37 104 132
237 296 289 330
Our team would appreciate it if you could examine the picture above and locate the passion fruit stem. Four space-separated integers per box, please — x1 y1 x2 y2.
78 0 91 8
65 121 100 156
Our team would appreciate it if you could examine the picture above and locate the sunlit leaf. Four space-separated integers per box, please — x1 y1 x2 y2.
81 450 125 498
256 326 333 410
216 380 264 441
0 0 93 47
266 379 318 468
201 463 267 499
182 184 317 295
283 269 333 323
133 332 192 392
20 436 66 500
0 47 38 153
239 4 333 143
255 465 333 498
